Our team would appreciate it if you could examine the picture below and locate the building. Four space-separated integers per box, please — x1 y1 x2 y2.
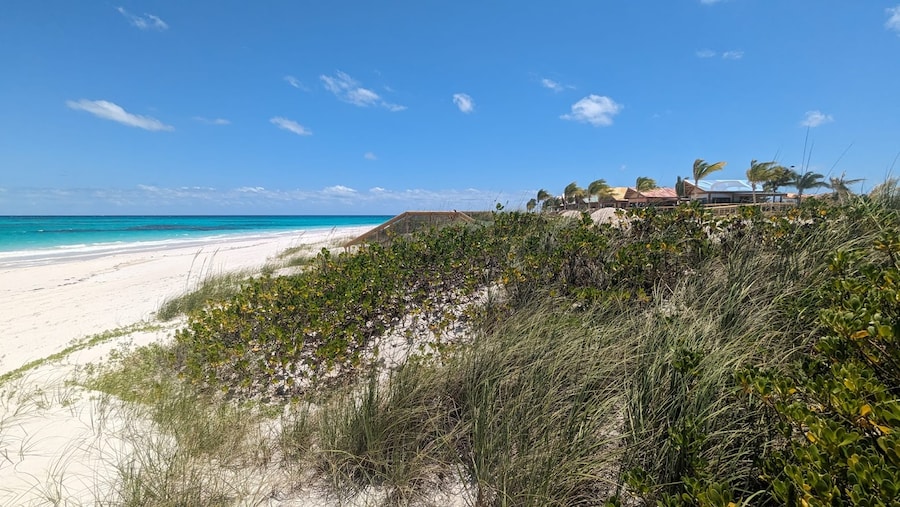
683 179 784 204
624 187 679 206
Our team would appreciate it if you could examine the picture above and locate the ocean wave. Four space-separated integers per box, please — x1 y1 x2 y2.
0 229 311 269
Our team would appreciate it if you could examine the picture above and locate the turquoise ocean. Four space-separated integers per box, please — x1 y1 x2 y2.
0 215 390 267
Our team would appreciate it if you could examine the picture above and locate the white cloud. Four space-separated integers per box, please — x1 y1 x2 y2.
697 49 743 59
541 78 567 93
66 99 174 131
270 117 312 136
452 93 475 114
887 6 900 34
0 185 535 215
284 75 307 90
193 116 230 125
116 7 168 31
800 110 834 127
320 71 406 111
323 185 358 196
561 95 622 127
364 152 377 160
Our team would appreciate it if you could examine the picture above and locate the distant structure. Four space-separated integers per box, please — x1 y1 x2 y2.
684 179 786 204
344 211 477 247
562 187 680 210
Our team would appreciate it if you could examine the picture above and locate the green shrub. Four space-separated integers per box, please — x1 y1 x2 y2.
174 224 501 400
740 227 900 506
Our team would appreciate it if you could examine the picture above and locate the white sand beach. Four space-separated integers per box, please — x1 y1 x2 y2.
0 226 373 505
0 227 369 378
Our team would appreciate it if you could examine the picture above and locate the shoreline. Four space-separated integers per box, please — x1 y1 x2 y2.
0 226 370 378
0 226 367 268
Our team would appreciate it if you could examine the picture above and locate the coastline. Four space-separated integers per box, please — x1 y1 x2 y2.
0 225 370 378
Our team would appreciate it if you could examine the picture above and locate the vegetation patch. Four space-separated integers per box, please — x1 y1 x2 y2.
0 322 160 387
157 269 253 321
66 191 900 504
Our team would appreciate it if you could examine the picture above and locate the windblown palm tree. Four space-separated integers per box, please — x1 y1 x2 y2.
792 171 828 203
588 179 613 207
536 188 552 211
543 196 562 211
746 160 775 203
828 173 864 203
692 159 727 201
564 182 586 209
763 165 796 202
635 176 658 192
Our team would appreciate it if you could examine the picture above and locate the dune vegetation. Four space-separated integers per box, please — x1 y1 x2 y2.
37 187 900 505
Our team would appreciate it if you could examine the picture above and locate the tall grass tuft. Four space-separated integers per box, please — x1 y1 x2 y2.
317 303 629 505
87 345 281 506
317 360 455 504
157 269 251 321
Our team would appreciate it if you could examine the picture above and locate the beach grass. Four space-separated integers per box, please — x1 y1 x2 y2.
156 269 252 321
0 322 161 387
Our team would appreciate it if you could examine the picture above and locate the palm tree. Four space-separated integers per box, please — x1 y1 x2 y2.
792 171 828 203
763 165 796 202
746 160 775 203
564 181 586 209
692 159 727 202
536 188 551 211
828 172 864 203
572 187 588 209
543 196 562 211
526 198 537 212
588 179 613 208
635 176 657 192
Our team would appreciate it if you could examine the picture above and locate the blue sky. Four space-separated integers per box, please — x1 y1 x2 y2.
2 1 899 214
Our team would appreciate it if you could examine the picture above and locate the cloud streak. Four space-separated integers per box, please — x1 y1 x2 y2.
540 78 575 92
66 99 174 131
561 95 622 126
887 6 900 34
270 117 312 136
452 93 475 113
284 75 307 90
800 110 834 127
320 71 405 111
696 49 743 59
116 7 168 31
193 116 230 125
541 79 563 92
0 185 529 214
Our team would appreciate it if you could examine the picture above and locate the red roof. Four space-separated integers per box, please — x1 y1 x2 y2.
639 187 678 198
